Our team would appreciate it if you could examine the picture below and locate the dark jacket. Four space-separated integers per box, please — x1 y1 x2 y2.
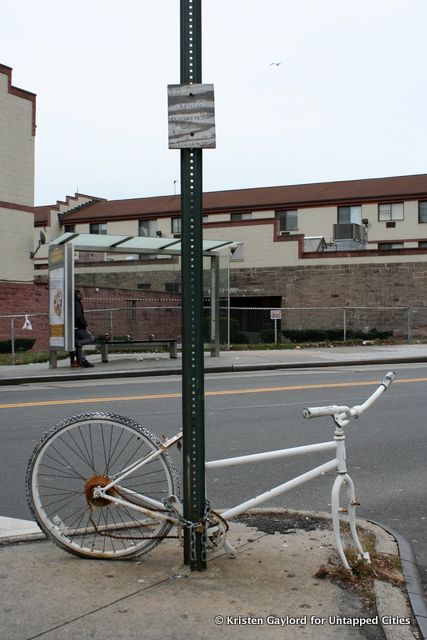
74 295 87 330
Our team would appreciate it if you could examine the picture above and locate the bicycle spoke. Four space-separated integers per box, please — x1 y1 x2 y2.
78 423 96 473
65 427 97 474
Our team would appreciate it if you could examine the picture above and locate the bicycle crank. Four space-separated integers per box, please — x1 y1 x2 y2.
205 511 236 558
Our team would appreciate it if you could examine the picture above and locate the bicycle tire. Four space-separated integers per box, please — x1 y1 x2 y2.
26 412 181 560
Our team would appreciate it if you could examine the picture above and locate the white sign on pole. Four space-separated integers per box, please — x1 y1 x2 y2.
168 84 215 149
270 309 282 320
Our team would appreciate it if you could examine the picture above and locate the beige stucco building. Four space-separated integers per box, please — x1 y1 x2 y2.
34 173 427 272
0 64 36 283
29 175 427 327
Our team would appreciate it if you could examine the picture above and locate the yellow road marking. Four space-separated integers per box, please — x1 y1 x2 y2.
0 376 425 410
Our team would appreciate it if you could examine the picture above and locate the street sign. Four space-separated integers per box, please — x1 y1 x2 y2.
168 83 215 149
270 309 282 320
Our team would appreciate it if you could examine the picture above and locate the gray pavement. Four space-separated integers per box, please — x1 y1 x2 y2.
1 344 427 639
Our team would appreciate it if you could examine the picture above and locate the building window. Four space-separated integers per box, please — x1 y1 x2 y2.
64 224 75 233
230 213 252 221
378 203 404 221
419 201 427 223
338 206 362 225
165 282 180 293
378 242 404 251
275 210 298 232
89 223 107 235
419 241 427 248
139 219 157 237
137 283 151 290
202 214 209 224
171 217 181 235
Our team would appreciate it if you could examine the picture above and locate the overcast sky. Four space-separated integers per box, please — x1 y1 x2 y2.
3 0 427 205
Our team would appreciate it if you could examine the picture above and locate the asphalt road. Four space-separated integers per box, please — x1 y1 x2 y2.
0 363 426 591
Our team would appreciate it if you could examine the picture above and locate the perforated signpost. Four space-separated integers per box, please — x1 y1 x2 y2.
168 0 215 571
270 309 282 345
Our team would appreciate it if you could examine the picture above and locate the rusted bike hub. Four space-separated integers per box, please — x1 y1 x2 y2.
84 475 117 508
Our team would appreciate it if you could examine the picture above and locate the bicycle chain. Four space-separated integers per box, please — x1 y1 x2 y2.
164 497 212 560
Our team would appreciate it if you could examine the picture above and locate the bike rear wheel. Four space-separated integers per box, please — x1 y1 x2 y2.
26 412 180 560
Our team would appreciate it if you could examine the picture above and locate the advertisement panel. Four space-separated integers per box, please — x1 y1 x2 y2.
49 244 74 351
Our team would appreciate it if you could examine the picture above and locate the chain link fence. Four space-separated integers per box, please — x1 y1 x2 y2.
218 306 427 347
0 313 47 364
2 305 427 363
221 307 427 345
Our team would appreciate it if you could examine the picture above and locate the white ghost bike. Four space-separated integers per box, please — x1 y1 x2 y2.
26 372 395 571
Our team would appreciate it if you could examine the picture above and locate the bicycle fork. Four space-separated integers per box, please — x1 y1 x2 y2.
331 428 370 571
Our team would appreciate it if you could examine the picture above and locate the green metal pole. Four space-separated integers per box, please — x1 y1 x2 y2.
180 0 206 571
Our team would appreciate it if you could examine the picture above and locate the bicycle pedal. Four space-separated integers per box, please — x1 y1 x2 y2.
166 495 183 516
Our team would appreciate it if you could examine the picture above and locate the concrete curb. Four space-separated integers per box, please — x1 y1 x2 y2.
230 356 427 372
0 516 45 544
369 519 427 640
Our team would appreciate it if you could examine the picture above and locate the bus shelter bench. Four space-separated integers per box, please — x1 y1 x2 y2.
99 339 178 363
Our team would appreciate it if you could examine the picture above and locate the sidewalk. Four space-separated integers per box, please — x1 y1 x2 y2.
0 510 422 640
1 342 427 385
1 344 426 639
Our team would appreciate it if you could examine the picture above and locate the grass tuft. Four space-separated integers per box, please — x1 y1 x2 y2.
315 528 405 609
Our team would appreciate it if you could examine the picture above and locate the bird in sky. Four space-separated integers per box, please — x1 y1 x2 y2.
270 62 282 66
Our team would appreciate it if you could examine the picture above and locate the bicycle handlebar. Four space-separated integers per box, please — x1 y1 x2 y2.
302 371 396 424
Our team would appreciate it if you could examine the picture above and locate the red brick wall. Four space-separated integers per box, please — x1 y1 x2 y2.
230 262 427 336
0 282 49 350
0 282 181 351
81 288 182 343
4 260 427 349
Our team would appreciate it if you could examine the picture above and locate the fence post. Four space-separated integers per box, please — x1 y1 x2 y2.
343 308 347 342
407 307 413 342
227 256 231 350
109 310 114 339
11 318 16 365
210 255 220 357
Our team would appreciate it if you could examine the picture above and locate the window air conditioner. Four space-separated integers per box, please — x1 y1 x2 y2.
333 223 363 241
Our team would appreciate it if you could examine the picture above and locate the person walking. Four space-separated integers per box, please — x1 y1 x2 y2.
74 289 95 368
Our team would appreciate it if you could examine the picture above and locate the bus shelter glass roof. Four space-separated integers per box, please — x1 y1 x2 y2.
50 233 236 256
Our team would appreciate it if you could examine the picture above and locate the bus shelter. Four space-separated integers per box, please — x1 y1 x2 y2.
47 232 236 366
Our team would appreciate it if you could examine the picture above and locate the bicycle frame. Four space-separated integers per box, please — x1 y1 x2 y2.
93 371 396 571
